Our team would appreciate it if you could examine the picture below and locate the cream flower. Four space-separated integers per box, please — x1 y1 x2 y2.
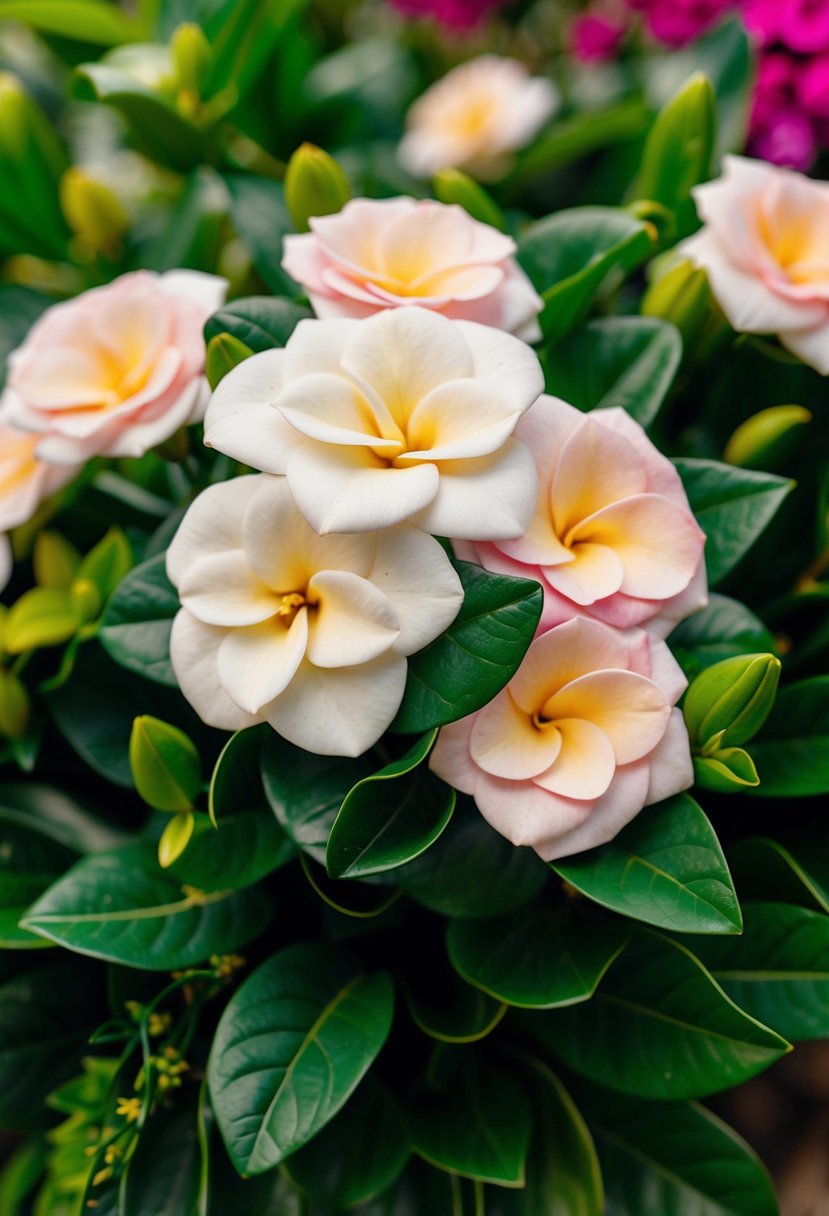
1 269 227 463
0 423 76 592
455 395 707 637
204 307 542 539
282 197 543 341
167 474 464 757
684 155 829 374
398 56 558 181
430 617 693 860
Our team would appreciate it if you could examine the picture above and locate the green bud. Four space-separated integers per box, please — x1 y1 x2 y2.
4 587 78 654
0 669 30 739
284 143 351 234
0 71 66 181
129 715 201 813
77 528 132 604
206 332 254 390
641 258 711 347
636 72 716 234
724 404 812 471
33 531 81 591
59 167 129 255
684 653 781 750
694 747 760 793
625 199 676 247
158 811 196 868
171 23 212 96
69 577 103 625
433 168 506 232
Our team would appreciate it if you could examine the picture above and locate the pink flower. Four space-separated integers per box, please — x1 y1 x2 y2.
282 197 543 341
388 0 505 29
750 109 817 170
742 0 782 45
644 0 731 47
797 53 829 118
430 617 692 860
454 395 706 638
570 13 627 62
0 422 76 590
0 270 227 464
779 0 829 54
749 53 796 133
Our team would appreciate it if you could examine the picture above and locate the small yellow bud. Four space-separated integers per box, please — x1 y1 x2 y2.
0 670 31 739
724 405 812 471
60 168 129 255
171 23 212 97
33 531 81 591
115 1096 142 1123
433 168 505 231
284 143 351 234
70 578 103 625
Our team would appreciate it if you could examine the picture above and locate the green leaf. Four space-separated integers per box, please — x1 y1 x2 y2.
673 458 792 586
326 731 454 879
0 820 77 948
728 836 829 914
400 933 506 1043
409 1056 532 1187
285 1077 410 1208
542 316 681 428
0 0 143 43
204 296 311 353
20 844 270 969
574 1079 778 1216
517 208 653 345
142 167 229 273
749 677 829 797
100 553 179 688
208 943 394 1175
668 594 776 681
300 855 401 920
158 811 196 868
0 287 53 391
393 560 542 734
689 902 829 1042
260 733 373 864
396 797 548 919
224 175 300 296
528 930 789 1099
635 73 715 237
4 587 78 653
121 1093 202 1216
0 1140 47 1216
0 781 128 854
76 527 132 603
447 906 628 1009
129 715 201 812
694 748 759 793
552 794 742 935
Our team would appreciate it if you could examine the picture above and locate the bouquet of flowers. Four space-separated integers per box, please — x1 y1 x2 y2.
0 2 826 1213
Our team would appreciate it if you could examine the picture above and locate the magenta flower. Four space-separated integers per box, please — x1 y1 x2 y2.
779 0 829 54
570 13 627 61
750 108 817 169
797 52 829 118
742 0 782 45
388 0 505 29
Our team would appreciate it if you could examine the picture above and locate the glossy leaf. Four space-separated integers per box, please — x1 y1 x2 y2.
300 855 401 919
100 553 179 688
401 933 507 1043
636 73 715 236
552 794 742 935
224 175 300 296
668 594 776 681
121 1093 202 1216
208 943 394 1175
749 677 829 797
143 167 228 274
447 906 628 1009
673 458 792 585
204 296 311 353
21 844 270 969
326 731 454 879
728 836 829 914
0 781 128 854
0 820 76 948
543 316 681 427
529 931 789 1099
0 0 143 43
392 560 542 734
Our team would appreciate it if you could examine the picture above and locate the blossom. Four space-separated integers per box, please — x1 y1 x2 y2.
780 0 829 54
454 395 706 637
204 307 542 539
570 13 627 61
683 155 829 372
282 197 543 341
0 270 227 463
398 56 558 181
166 474 464 757
430 617 692 860
0 423 76 591
388 0 506 30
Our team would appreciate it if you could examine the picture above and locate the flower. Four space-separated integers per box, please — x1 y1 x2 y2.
430 617 692 860
570 13 627 61
780 0 829 54
454 395 706 637
166 474 464 757
398 56 558 181
282 197 543 341
683 155 829 372
0 422 76 591
204 307 542 539
0 269 227 463
388 0 506 30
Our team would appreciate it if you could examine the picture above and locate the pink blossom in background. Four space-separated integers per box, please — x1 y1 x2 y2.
751 108 817 169
388 0 505 29
570 13 627 61
797 52 829 117
742 0 781 44
781 0 829 55
641 0 733 47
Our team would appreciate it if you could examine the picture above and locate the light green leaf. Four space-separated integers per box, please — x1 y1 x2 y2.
100 553 179 688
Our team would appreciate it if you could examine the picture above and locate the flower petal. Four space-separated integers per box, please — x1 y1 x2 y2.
429 715 478 797
470 690 562 779
539 760 651 861
534 718 616 800
169 611 259 732
204 348 296 472
645 708 694 804
369 526 464 655
472 771 592 851
217 609 309 714
416 438 537 539
542 670 670 765
551 416 647 540
177 550 278 626
167 475 261 588
509 618 631 714
307 569 400 667
543 542 624 606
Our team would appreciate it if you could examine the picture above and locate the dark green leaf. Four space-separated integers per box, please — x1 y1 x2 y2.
0 0 143 43
142 167 229 273
543 316 681 428
668 594 777 681
552 794 742 935
728 836 829 914
636 73 715 236
21 844 270 969
208 943 394 1175
0 821 76 948
100 553 179 687
393 561 542 734
300 855 401 920
0 287 53 392
0 781 128 854
673 459 792 586
121 1092 201 1216
749 677 829 797
203 296 311 353
401 935 506 1044
224 174 300 296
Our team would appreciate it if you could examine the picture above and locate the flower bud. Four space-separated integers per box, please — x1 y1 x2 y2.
636 72 715 228
694 746 760 793
0 669 30 739
33 531 81 591
4 587 78 654
433 168 506 231
684 653 781 750
129 715 201 812
59 167 129 256
171 23 212 96
158 810 196 868
70 577 103 625
642 258 711 347
284 143 350 234
206 332 254 390
724 405 812 471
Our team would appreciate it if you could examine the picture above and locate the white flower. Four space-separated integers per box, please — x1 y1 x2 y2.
204 307 543 540
166 474 464 757
398 56 558 181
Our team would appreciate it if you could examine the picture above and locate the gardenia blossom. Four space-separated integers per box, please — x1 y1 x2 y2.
0 423 77 591
398 56 558 180
430 617 692 860
0 269 227 462
282 197 543 341
683 156 829 373
204 307 542 539
167 475 464 757
454 395 707 637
